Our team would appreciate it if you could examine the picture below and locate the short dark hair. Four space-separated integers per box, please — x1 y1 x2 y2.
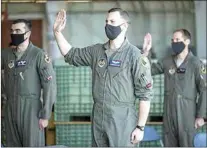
174 29 191 41
108 8 130 23
12 19 32 31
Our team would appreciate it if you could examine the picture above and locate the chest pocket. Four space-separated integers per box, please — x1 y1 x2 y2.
15 59 35 80
108 60 130 78
176 68 186 80
176 72 186 80
95 57 108 77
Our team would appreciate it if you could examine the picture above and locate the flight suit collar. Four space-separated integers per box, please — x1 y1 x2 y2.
12 42 34 58
173 51 193 62
173 51 193 69
185 51 193 61
103 38 130 52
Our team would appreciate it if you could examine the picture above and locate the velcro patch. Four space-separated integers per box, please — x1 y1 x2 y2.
47 76 52 81
109 60 122 67
201 64 206 74
44 54 51 63
146 83 152 89
16 60 27 67
140 57 149 67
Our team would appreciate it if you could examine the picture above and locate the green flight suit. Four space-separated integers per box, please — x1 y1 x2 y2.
1 42 57 147
64 39 153 147
151 52 206 147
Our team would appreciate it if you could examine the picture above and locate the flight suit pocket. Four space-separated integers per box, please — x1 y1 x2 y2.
106 106 130 121
164 71 175 92
109 62 130 78
39 67 53 82
19 65 40 95
177 95 196 131
177 73 185 80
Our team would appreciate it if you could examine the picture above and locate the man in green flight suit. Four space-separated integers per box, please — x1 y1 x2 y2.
142 29 206 147
53 8 153 146
1 19 56 147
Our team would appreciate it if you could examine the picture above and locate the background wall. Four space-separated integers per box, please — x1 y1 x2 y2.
2 1 206 59
194 1 206 59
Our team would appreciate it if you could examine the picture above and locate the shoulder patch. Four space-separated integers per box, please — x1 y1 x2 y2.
44 54 51 63
201 64 206 74
140 56 150 67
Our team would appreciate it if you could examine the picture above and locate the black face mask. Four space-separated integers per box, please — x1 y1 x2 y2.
105 24 122 40
171 42 185 55
10 32 28 46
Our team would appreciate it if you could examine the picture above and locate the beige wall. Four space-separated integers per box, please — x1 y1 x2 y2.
4 1 204 60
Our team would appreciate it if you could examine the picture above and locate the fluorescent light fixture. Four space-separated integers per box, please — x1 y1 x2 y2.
2 0 35 2
35 0 47 3
1 0 92 3
66 0 92 2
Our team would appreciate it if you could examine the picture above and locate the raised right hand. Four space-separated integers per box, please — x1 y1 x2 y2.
142 33 152 56
53 9 66 33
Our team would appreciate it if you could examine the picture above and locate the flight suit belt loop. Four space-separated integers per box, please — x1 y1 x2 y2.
94 99 135 107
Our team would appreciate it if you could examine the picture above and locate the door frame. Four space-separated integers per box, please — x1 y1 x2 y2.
7 13 47 50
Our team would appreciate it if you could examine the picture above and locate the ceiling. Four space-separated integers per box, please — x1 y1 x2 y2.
1 0 119 2
1 0 96 3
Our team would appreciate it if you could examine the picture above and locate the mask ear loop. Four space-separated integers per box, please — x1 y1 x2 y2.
23 30 31 43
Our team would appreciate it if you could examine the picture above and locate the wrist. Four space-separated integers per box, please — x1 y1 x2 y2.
136 125 145 131
54 30 61 35
141 50 149 56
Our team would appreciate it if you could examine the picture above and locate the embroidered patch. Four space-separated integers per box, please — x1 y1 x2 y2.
8 60 14 69
146 83 152 88
47 76 52 81
98 59 106 68
109 60 122 67
201 64 206 74
44 54 51 63
169 67 176 75
140 57 149 67
16 60 27 67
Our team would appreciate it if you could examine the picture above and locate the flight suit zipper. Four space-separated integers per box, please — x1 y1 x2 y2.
102 53 108 130
102 50 119 130
13 57 17 123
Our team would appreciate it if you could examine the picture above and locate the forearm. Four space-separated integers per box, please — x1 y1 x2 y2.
39 82 56 119
196 92 206 118
54 31 72 56
142 50 150 57
137 101 150 126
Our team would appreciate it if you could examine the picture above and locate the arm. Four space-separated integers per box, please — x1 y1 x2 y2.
151 60 164 75
53 9 71 56
37 52 57 120
54 31 72 56
1 49 5 70
64 45 95 67
142 50 164 75
134 56 153 126
195 61 206 118
131 55 153 143
142 49 164 75
1 50 6 101
141 33 164 75
53 9 94 66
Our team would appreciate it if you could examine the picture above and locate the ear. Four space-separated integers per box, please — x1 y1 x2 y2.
122 22 128 31
185 39 190 45
26 31 31 38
